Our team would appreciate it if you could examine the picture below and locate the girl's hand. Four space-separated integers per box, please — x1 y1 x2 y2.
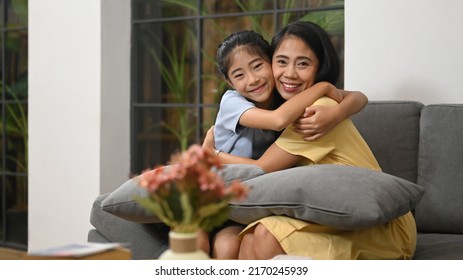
293 106 342 141
202 126 215 149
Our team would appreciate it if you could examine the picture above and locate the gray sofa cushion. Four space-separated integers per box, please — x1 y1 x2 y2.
229 165 425 230
100 164 265 223
100 178 159 223
352 101 423 183
414 104 463 234
90 193 169 259
413 233 463 259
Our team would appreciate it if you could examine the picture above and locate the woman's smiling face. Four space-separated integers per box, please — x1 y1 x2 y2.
272 35 319 100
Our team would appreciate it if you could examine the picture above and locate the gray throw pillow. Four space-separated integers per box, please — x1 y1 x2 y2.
101 164 265 223
229 165 425 230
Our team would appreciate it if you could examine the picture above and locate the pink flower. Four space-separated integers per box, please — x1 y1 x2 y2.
226 180 249 200
136 144 248 233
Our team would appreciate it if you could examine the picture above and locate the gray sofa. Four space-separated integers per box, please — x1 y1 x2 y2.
88 101 463 259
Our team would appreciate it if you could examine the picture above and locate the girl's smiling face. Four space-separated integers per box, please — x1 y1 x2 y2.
227 47 275 109
272 35 319 100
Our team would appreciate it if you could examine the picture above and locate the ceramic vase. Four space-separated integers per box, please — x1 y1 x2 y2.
158 231 210 260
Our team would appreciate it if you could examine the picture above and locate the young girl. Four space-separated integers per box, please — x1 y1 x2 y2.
203 29 368 259
213 21 417 260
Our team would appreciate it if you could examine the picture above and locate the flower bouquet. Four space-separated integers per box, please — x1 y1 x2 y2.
136 144 248 234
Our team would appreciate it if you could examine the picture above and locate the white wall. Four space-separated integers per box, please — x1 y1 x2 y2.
345 0 463 104
28 0 130 251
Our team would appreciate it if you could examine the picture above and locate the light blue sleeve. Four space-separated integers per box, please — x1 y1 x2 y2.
214 90 256 157
216 90 255 133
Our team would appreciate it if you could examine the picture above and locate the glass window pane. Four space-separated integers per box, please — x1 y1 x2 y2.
200 106 218 137
5 174 28 245
0 33 3 99
4 30 28 101
203 0 274 14
0 98 3 243
5 102 27 173
0 0 3 28
0 186 3 241
1 0 28 250
133 21 198 104
277 0 343 9
0 101 3 245
298 9 344 36
133 0 198 20
0 104 3 155
7 0 28 26
133 106 199 172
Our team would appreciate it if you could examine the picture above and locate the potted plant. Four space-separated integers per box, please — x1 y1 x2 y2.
136 144 248 259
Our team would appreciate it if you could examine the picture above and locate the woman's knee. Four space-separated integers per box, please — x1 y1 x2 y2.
254 223 274 241
253 223 285 258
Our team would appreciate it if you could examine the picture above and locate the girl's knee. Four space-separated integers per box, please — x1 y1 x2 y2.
213 240 239 259
197 230 210 254
212 226 242 259
238 233 255 259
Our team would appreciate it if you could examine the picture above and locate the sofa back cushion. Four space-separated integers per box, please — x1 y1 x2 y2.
414 104 463 234
351 101 423 183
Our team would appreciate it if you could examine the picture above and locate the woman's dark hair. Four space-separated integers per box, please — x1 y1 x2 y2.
217 30 271 80
271 21 340 85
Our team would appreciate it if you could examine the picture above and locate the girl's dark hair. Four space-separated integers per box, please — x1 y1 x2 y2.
217 30 271 80
271 21 340 85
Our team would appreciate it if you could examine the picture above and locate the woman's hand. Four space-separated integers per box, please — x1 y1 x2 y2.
202 125 215 149
293 105 343 141
294 87 366 141
294 84 343 140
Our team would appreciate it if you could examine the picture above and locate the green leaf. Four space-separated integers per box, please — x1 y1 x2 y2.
197 199 229 218
195 199 231 232
135 196 175 227
180 191 194 225
200 207 231 233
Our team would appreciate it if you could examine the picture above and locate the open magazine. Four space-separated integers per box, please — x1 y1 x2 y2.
27 242 125 258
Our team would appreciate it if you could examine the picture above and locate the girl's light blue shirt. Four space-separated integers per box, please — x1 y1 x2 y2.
214 90 276 159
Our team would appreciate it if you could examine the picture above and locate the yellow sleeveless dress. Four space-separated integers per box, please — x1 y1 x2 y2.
238 97 417 259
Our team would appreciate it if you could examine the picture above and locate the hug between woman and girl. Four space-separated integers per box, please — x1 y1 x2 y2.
197 21 417 260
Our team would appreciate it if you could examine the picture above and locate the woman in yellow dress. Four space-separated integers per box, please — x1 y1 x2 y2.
216 21 417 260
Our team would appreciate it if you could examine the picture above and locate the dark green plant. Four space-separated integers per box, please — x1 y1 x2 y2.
0 0 29 212
299 1 344 36
0 78 28 211
144 23 198 151
234 0 270 38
